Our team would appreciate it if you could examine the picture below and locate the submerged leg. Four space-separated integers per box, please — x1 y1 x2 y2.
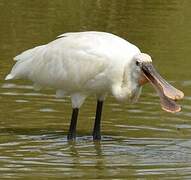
93 100 103 140
67 108 79 140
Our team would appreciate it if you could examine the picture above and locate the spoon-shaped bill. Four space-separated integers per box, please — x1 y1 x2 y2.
141 63 183 113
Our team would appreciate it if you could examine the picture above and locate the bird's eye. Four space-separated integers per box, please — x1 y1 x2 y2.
136 61 140 66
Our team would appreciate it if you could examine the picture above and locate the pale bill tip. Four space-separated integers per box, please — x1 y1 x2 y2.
162 105 181 113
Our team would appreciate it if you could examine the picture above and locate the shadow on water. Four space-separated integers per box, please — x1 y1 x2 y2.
0 0 191 179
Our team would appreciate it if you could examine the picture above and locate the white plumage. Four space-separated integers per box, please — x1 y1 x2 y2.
5 31 183 140
6 31 142 108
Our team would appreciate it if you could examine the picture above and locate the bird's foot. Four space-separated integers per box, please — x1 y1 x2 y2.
67 133 76 141
93 133 101 141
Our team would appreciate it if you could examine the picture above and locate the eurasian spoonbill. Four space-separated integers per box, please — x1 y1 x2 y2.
5 31 184 140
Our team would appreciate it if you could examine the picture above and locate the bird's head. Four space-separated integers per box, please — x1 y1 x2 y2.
133 53 184 113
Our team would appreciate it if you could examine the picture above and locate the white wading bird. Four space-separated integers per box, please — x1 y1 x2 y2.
5 31 184 140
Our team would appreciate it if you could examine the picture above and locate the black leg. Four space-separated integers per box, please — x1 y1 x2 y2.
93 100 103 140
67 108 79 140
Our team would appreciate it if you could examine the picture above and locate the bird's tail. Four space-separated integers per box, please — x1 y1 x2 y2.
5 45 45 80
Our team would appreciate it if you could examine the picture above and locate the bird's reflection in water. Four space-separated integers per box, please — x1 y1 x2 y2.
93 141 102 156
67 140 79 157
66 138 106 170
93 141 106 172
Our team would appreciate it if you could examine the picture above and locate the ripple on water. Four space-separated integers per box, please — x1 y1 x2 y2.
0 80 191 179
0 128 191 179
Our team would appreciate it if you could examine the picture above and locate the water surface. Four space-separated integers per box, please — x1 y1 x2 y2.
0 0 191 179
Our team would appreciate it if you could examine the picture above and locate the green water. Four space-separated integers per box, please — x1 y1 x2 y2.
0 0 191 179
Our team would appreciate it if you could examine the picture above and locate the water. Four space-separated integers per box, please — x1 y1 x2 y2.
0 0 191 179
